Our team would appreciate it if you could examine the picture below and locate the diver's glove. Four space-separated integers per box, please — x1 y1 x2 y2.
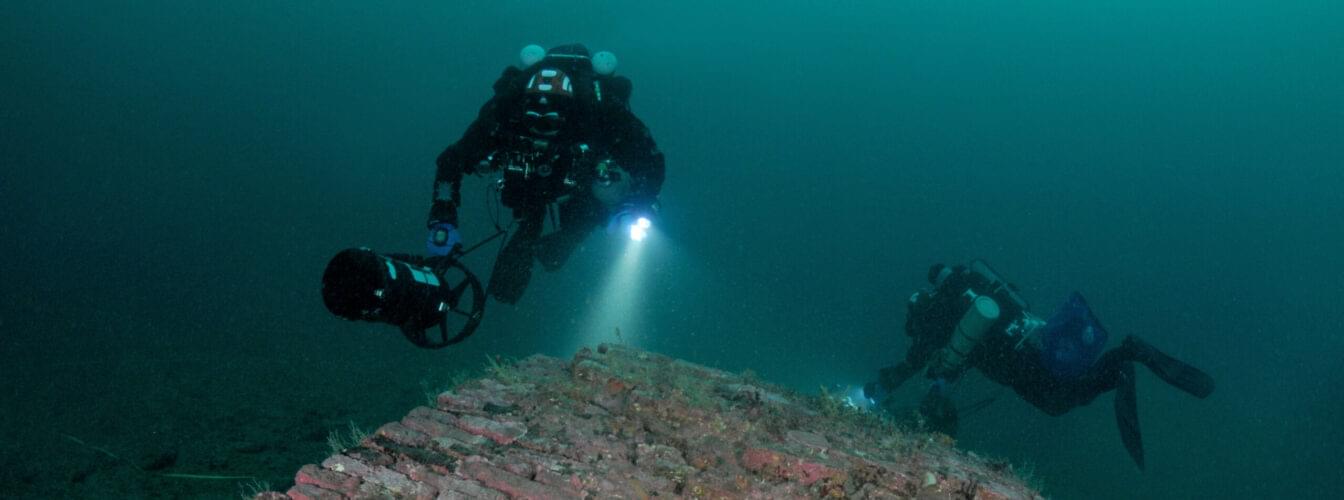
426 221 463 256
862 382 889 404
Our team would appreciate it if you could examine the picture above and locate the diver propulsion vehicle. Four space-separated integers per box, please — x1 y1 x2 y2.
321 249 486 349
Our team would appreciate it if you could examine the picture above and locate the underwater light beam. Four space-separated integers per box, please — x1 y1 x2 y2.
569 230 655 355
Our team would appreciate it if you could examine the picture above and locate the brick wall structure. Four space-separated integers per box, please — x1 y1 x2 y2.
256 344 1042 499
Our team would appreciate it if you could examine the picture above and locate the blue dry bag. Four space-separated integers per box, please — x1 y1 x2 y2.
1039 292 1109 379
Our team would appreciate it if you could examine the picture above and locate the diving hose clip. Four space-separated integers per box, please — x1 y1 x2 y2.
1006 313 1046 350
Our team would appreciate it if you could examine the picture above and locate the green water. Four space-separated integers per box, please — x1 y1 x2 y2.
2 1 1340 498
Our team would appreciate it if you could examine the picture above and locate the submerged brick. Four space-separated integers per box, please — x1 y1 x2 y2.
259 344 1041 499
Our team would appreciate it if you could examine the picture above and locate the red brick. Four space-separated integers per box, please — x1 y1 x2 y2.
456 414 528 445
402 414 456 439
285 483 342 500
740 447 843 486
408 406 458 425
363 464 437 499
294 464 358 494
321 454 374 477
376 421 431 448
395 460 443 483
459 461 581 500
438 391 484 412
435 474 508 499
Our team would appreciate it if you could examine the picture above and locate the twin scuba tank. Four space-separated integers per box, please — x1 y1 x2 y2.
917 261 1109 380
932 290 1000 377
919 261 1033 377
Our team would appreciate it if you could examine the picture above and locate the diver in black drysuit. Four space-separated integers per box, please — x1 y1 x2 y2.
426 44 665 304
865 262 1215 469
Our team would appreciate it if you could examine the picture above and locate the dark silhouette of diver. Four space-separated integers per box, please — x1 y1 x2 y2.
865 261 1215 469
425 44 665 304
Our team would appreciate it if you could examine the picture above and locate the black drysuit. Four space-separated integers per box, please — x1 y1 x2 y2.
883 267 1128 415
428 65 665 303
875 263 1214 469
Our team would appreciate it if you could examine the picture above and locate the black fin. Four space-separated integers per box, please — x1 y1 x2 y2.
1116 362 1145 471
486 235 536 305
534 228 587 272
958 396 998 418
1128 337 1216 399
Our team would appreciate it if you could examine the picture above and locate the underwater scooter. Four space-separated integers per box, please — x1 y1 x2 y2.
320 247 489 349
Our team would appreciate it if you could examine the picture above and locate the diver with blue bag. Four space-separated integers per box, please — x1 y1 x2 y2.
864 260 1214 469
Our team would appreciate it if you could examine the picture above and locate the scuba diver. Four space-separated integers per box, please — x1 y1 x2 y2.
426 44 665 304
864 261 1215 469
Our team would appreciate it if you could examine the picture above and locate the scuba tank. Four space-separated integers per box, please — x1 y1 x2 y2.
916 260 1024 377
930 292 1001 376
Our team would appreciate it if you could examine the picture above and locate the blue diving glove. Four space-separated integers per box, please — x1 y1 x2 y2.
426 222 463 256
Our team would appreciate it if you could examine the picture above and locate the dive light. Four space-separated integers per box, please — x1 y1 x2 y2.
628 216 652 242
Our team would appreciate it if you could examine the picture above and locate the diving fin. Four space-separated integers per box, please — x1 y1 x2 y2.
1126 336 1216 399
1115 362 1144 471
487 237 535 304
